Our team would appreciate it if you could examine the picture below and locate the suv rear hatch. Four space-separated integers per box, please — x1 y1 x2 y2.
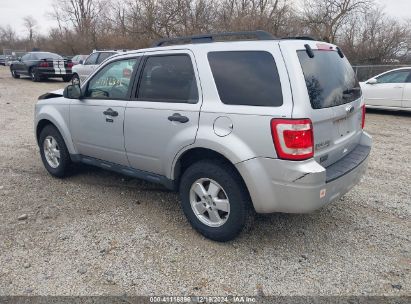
279 40 364 168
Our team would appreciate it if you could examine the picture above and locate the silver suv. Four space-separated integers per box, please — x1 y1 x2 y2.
35 31 372 241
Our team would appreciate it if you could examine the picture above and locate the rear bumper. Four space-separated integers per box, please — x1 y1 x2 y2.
236 131 372 213
37 68 72 77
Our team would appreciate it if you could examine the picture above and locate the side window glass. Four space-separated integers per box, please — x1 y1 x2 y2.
22 54 30 61
97 52 115 64
208 51 283 107
137 54 198 103
377 71 410 84
85 58 139 100
84 53 99 65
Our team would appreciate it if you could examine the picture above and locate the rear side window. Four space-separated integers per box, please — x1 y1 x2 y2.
208 51 283 107
298 50 361 109
137 55 198 103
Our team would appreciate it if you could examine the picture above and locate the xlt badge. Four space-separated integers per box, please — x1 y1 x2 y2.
315 140 330 151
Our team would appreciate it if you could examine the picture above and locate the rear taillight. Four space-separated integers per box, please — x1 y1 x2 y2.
361 104 366 129
39 61 49 67
67 62 73 68
271 119 314 160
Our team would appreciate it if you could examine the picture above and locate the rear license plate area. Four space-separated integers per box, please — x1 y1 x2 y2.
335 117 351 137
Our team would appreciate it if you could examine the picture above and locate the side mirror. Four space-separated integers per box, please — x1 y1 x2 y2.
63 84 82 99
366 78 377 85
79 60 83 64
17 57 22 61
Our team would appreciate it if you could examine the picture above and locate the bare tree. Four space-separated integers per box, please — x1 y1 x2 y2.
302 0 371 42
0 25 17 48
51 0 107 50
31 0 408 65
215 0 292 35
340 7 410 63
23 16 38 48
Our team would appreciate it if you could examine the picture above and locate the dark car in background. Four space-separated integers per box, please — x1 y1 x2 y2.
0 55 6 66
10 52 73 82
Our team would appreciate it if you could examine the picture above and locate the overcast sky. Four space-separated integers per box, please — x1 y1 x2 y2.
0 0 410 37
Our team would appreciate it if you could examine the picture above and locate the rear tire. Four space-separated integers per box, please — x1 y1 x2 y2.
39 125 71 178
30 68 41 82
11 68 20 79
62 75 71 82
179 160 254 242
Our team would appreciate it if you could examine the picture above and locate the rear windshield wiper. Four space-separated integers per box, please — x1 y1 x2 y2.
342 88 361 98
343 88 361 94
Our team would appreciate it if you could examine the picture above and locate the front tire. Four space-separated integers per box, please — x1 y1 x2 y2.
62 75 71 82
179 160 254 242
39 125 71 178
11 68 20 78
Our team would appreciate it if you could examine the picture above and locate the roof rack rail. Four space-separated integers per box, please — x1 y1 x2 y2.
152 30 275 47
281 36 316 41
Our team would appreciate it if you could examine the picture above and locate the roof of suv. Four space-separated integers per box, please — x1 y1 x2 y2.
92 50 129 53
109 31 321 59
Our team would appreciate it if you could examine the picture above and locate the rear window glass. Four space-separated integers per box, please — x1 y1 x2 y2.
208 51 283 107
33 53 62 60
298 50 361 109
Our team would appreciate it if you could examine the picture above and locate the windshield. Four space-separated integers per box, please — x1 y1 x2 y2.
297 50 361 109
33 52 62 60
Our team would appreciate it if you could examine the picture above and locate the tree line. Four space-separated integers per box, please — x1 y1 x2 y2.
1 0 410 64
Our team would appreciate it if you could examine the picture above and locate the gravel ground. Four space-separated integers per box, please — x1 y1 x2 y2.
0 65 409 296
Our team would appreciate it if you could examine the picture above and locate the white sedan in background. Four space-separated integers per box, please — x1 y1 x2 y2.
360 67 411 111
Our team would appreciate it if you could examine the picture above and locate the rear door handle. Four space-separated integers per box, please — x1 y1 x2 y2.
103 108 118 117
394 86 403 89
168 113 189 123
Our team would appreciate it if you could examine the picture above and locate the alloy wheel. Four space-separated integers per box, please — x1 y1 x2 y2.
43 136 61 168
189 178 230 227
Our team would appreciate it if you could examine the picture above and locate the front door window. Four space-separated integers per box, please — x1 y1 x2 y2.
85 58 139 100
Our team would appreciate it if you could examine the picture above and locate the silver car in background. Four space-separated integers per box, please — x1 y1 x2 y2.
71 50 126 84
34 31 371 241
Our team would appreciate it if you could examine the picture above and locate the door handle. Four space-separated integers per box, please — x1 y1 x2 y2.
393 86 403 89
168 113 189 123
103 108 118 117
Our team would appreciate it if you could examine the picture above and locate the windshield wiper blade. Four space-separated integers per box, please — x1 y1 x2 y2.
343 88 361 95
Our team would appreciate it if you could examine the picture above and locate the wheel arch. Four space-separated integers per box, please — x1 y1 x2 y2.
36 119 54 143
35 111 77 155
172 147 251 199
